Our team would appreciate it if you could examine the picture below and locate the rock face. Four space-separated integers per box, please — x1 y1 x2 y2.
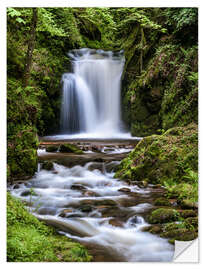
122 38 197 137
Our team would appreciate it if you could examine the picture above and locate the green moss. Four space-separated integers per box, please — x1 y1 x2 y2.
46 145 59 152
160 228 197 241
7 193 92 262
116 123 198 203
59 144 83 154
154 197 171 206
179 210 197 218
42 161 54 171
148 208 180 224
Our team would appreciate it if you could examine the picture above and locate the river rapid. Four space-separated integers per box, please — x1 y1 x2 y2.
9 140 174 262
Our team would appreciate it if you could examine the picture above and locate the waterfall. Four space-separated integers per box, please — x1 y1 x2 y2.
60 48 125 137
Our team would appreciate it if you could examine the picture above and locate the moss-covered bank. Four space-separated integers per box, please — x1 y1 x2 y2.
115 123 198 242
7 192 92 262
115 123 198 203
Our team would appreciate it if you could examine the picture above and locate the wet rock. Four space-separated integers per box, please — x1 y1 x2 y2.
59 209 73 217
13 184 20 189
105 161 120 173
180 199 198 209
161 228 197 241
66 213 85 218
59 144 83 154
21 190 32 196
148 208 180 224
41 161 54 170
141 225 162 234
84 191 97 197
92 146 102 152
93 158 104 162
185 216 198 229
46 145 58 152
178 210 197 218
103 148 115 152
71 184 87 191
109 219 123 227
154 197 171 206
80 199 96 205
38 207 56 215
79 205 93 213
86 162 103 171
118 187 131 193
142 180 148 188
94 199 117 206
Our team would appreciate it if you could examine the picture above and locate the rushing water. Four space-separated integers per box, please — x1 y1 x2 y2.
9 145 174 262
60 49 125 137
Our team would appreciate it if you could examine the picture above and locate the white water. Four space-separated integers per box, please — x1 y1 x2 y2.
60 48 126 137
9 162 174 262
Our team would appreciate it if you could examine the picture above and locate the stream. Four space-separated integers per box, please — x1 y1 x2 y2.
9 140 174 262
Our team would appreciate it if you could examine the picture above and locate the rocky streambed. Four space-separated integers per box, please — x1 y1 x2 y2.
8 139 185 262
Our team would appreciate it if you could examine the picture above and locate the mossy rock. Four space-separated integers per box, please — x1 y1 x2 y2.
148 208 180 224
59 144 83 154
46 145 58 152
141 225 162 234
178 210 197 218
115 123 198 203
154 197 171 206
42 161 54 171
185 217 198 229
180 199 198 209
161 228 197 241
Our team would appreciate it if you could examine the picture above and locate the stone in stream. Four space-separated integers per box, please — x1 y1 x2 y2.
80 199 117 207
21 190 32 197
83 191 98 197
46 145 58 152
41 161 54 170
86 162 103 171
118 187 131 193
91 145 102 152
38 207 57 215
59 143 83 154
154 197 171 206
79 205 93 213
59 209 73 217
109 219 123 227
148 208 180 224
180 199 198 209
141 225 162 234
71 184 87 191
13 184 20 189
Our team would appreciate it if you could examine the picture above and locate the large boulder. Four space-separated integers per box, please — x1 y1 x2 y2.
148 208 180 224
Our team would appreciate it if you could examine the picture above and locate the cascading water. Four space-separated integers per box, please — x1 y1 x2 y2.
60 48 126 137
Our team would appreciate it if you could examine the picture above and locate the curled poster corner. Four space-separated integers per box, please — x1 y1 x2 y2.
173 238 199 262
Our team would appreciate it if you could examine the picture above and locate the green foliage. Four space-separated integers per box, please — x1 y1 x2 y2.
7 8 26 24
37 8 66 37
164 8 198 33
7 193 92 262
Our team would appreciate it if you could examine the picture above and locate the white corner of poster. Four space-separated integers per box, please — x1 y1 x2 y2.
173 238 199 263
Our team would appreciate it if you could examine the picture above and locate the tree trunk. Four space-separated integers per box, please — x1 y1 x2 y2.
22 8 38 87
